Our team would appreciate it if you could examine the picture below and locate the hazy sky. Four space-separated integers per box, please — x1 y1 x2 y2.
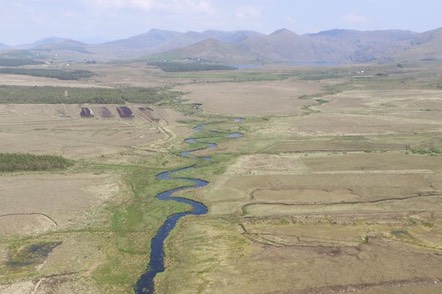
1 0 441 45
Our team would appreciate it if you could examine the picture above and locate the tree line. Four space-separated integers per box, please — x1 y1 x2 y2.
147 61 237 72
0 153 74 172
0 85 179 104
0 68 94 80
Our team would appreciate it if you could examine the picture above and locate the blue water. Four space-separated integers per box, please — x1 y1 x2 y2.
226 132 243 138
181 138 218 159
134 166 208 294
134 123 243 294
192 124 206 132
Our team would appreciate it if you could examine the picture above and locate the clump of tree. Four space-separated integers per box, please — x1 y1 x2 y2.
0 57 45 66
0 68 94 80
0 153 74 172
0 85 178 104
411 148 442 156
147 61 237 72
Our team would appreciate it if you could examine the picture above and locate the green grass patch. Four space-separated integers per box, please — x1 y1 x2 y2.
411 148 442 156
92 158 199 290
299 69 351 80
0 153 74 172
315 98 329 105
6 241 62 269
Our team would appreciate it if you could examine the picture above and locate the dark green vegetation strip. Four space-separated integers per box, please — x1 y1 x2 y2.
0 57 44 66
411 148 442 155
0 85 179 104
0 153 74 172
299 69 352 80
164 71 290 82
147 61 237 72
0 68 94 80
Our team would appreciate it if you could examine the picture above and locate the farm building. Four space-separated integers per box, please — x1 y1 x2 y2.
80 107 94 117
99 106 113 117
116 106 134 118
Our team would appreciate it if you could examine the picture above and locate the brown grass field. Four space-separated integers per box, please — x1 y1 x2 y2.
178 77 324 116
1 61 442 293
155 63 442 293
0 104 186 159
0 78 189 292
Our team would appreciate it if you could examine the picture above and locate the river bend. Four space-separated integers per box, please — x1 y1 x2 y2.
135 122 242 293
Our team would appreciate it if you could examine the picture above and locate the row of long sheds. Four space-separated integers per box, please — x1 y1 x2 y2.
80 106 134 118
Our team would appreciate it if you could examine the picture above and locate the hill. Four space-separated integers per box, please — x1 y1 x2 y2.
307 29 417 63
16 37 90 53
241 28 343 63
148 38 266 64
91 29 267 59
396 27 442 61
1 27 442 64
152 29 433 64
149 28 438 65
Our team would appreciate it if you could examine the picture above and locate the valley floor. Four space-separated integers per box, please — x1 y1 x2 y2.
1 62 442 293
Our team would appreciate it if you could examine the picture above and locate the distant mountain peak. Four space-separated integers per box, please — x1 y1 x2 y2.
148 28 171 33
269 28 297 36
34 37 63 43
311 29 356 36
2 27 441 64
32 37 88 46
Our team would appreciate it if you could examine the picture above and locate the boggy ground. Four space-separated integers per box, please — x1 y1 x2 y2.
1 61 442 293
156 62 442 293
0 95 191 292
159 152 442 293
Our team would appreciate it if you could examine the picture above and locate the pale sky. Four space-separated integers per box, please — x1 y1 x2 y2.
1 0 441 45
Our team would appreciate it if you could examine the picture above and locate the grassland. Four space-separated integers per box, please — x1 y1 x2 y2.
0 61 441 293
156 62 442 293
0 153 73 172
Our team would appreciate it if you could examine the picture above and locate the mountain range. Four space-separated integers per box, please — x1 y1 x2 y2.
1 27 442 64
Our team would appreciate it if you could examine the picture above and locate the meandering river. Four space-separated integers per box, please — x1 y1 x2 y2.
135 122 243 294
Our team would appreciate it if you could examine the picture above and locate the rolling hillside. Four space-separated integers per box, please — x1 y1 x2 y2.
1 27 441 64
148 38 267 64
396 27 442 61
